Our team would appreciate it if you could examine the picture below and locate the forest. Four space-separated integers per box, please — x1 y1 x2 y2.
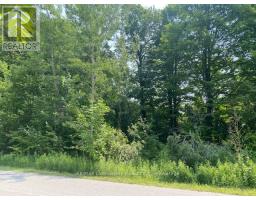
0 4 256 190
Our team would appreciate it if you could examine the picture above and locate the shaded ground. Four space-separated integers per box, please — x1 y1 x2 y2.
0 170 224 196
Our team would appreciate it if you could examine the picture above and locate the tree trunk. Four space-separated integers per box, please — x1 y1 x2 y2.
167 56 179 136
202 44 214 141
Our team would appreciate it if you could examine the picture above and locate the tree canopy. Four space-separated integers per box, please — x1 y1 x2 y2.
0 4 255 161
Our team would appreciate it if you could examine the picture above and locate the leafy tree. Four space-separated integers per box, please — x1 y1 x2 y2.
122 5 161 119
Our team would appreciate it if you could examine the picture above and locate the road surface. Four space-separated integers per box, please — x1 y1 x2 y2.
0 170 224 196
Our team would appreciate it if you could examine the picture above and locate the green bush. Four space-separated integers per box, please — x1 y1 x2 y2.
128 118 162 160
167 133 234 167
213 162 242 187
158 160 177 181
140 135 163 160
66 100 141 161
239 160 256 188
97 159 140 177
9 126 60 155
160 160 194 183
196 163 215 185
176 161 194 183
97 124 142 162
196 160 256 188
244 132 256 160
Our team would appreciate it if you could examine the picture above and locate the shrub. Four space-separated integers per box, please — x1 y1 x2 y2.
197 160 256 188
128 118 162 160
167 132 235 167
196 163 215 185
160 160 194 183
158 160 178 182
66 100 141 161
244 132 256 160
213 162 242 187
176 161 194 183
240 159 256 187
96 159 151 177
97 124 142 161
9 126 60 155
140 135 163 160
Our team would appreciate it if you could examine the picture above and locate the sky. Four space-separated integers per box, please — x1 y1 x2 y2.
141 3 168 9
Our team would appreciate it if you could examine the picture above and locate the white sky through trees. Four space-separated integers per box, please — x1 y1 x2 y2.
141 3 167 9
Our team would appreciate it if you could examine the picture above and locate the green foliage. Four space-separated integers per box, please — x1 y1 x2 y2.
1 154 256 188
166 132 234 167
214 162 243 187
66 100 141 161
160 161 194 183
241 160 256 188
196 162 216 185
0 60 10 92
35 153 97 173
128 118 162 160
96 124 142 161
0 60 10 152
0 5 255 191
66 100 110 159
0 154 34 168
244 132 256 160
9 126 59 155
196 159 256 188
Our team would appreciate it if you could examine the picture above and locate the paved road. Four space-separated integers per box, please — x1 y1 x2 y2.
0 170 224 196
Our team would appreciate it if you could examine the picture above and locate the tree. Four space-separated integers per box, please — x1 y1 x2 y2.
155 5 193 141
174 5 239 142
122 5 161 119
0 60 11 153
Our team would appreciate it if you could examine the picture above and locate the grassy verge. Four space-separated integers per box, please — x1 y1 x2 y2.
0 154 256 195
87 176 256 195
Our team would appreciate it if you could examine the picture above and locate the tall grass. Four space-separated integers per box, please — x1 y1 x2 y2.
0 153 255 188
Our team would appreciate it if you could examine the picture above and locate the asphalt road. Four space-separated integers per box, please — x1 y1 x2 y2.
0 170 224 196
